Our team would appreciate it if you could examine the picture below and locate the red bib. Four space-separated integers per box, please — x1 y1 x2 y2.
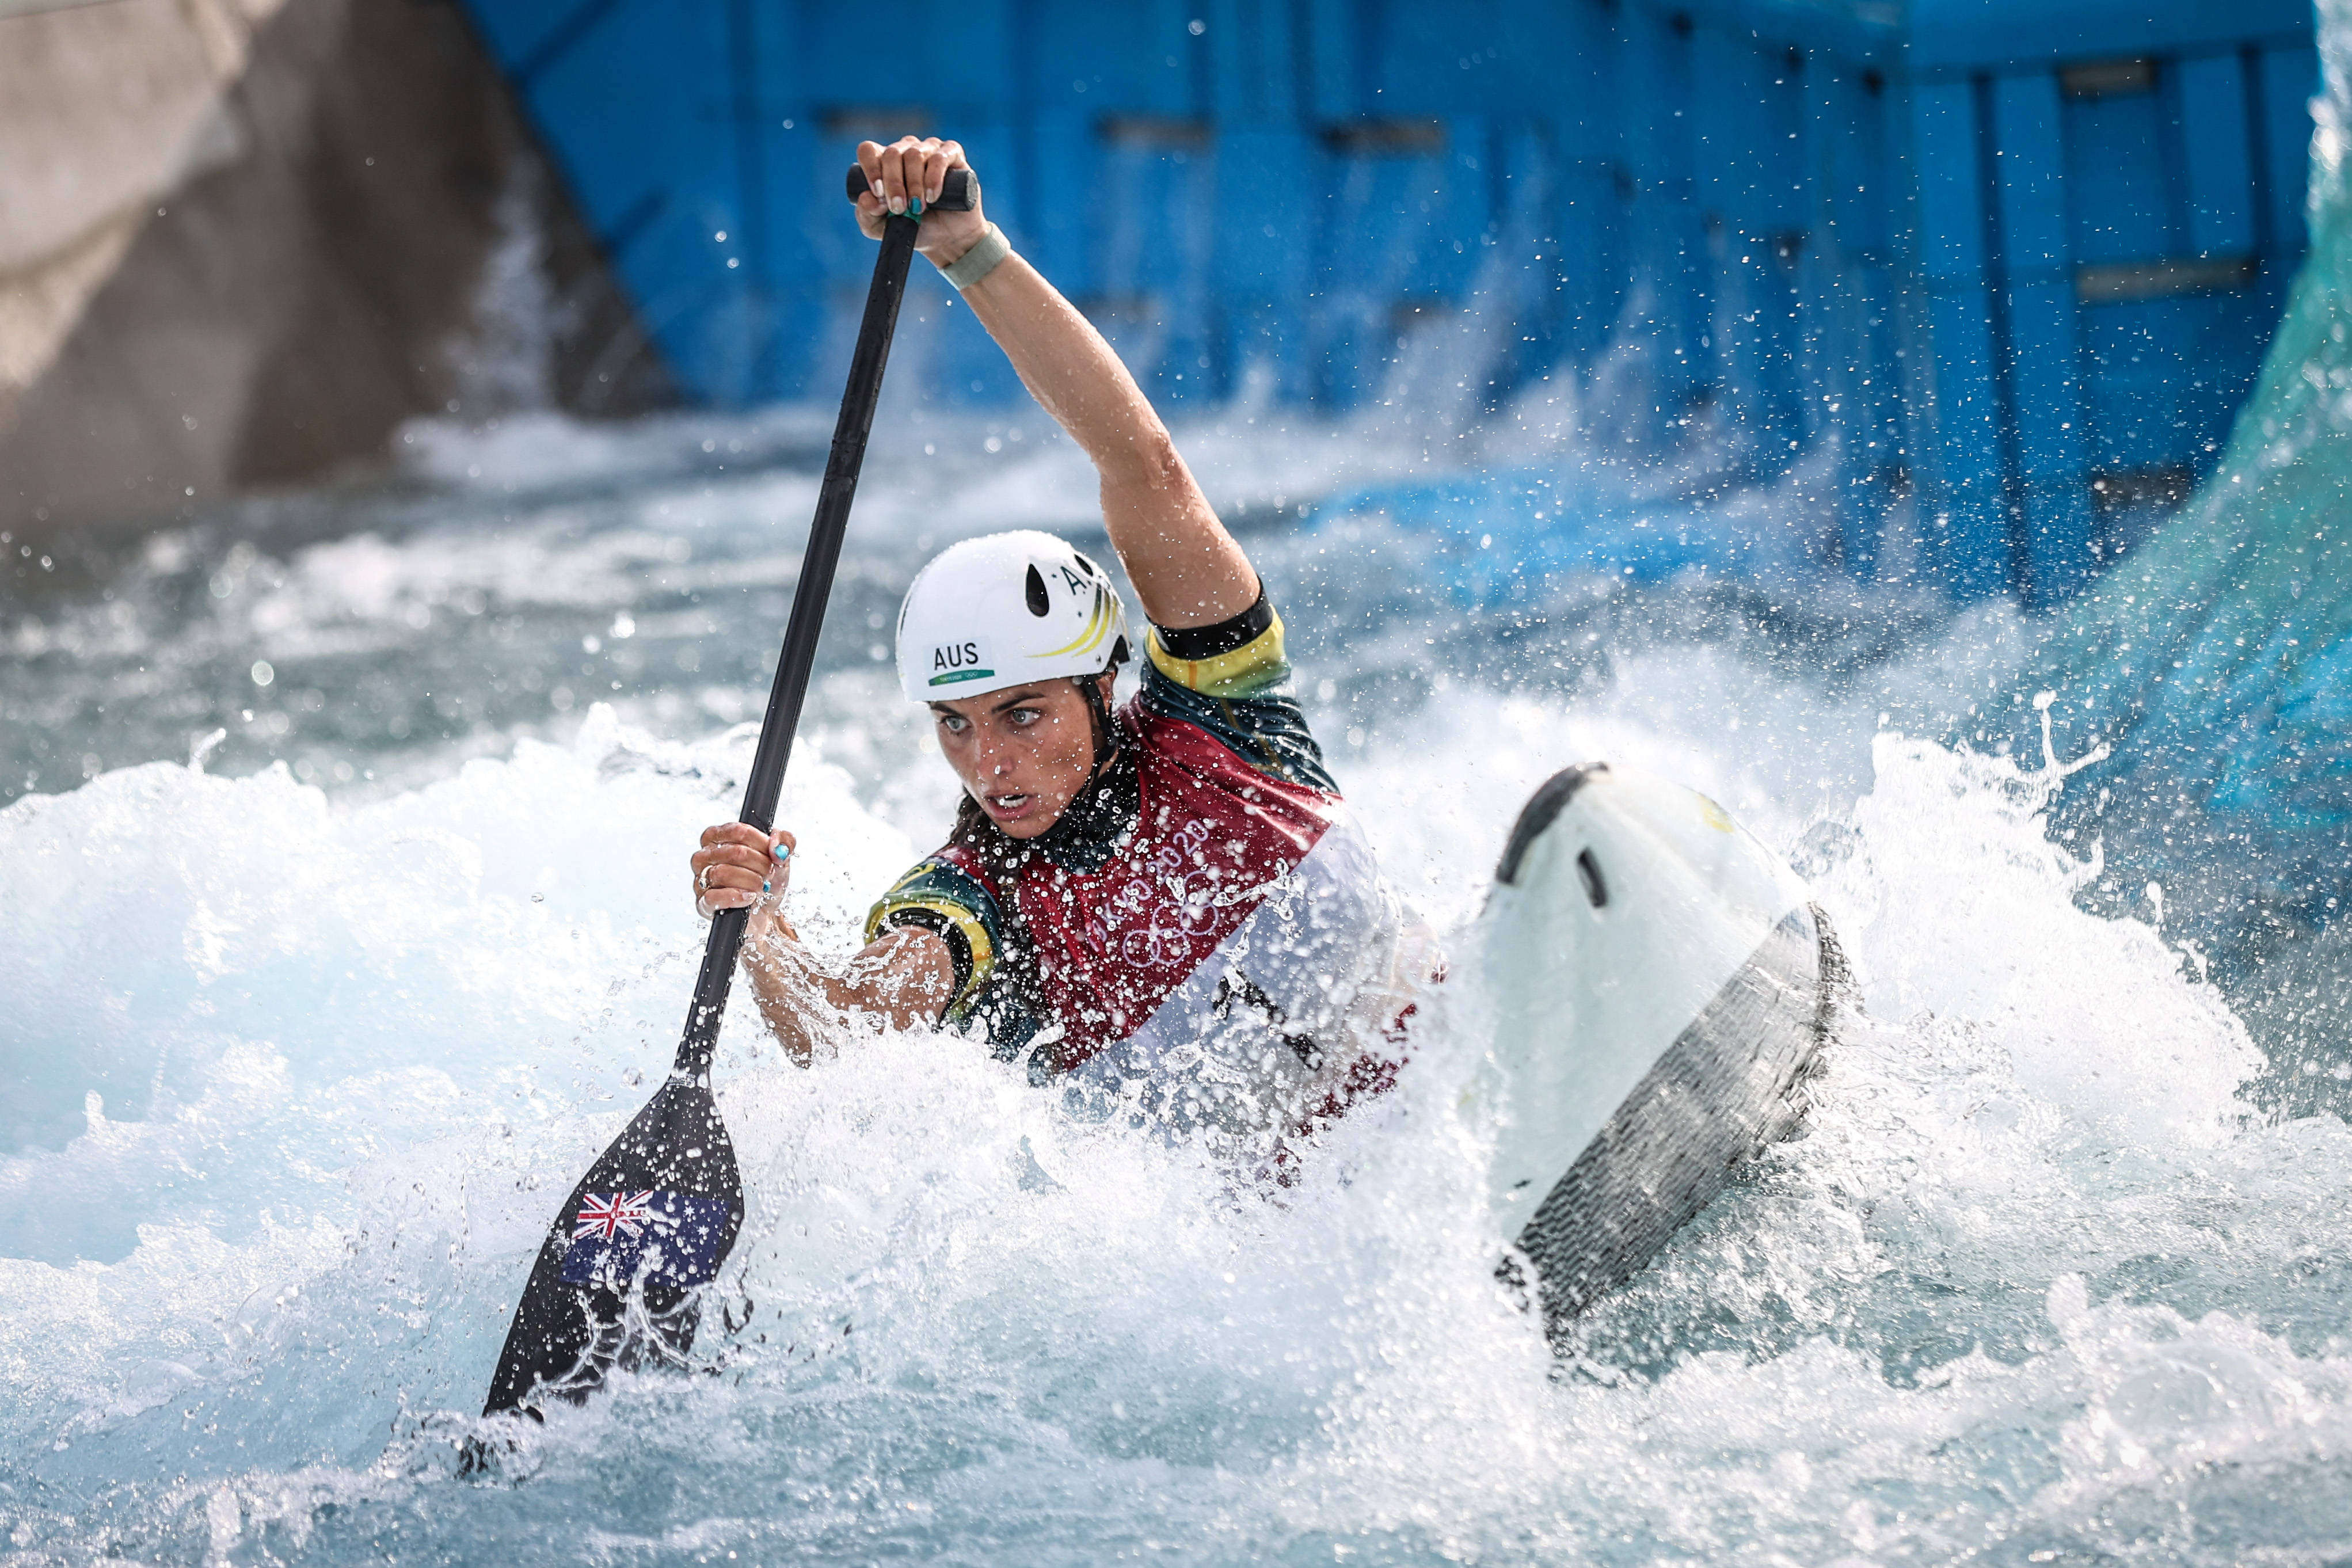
937 704 1341 1072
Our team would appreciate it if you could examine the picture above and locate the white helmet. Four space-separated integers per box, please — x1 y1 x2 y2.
895 530 1132 703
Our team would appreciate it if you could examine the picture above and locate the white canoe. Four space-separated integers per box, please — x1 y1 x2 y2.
1473 763 1844 1325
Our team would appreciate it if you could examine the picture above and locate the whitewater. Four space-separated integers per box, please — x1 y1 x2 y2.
5 382 2343 1564
12 38 2352 1563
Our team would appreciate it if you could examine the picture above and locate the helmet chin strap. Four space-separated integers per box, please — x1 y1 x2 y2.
1078 671 1118 782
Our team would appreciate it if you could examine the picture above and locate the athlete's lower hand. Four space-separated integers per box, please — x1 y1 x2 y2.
691 823 794 935
852 136 987 269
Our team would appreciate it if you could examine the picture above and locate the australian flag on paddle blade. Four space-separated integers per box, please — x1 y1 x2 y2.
559 1189 730 1291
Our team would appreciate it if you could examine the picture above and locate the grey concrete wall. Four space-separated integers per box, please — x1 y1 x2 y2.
0 0 667 533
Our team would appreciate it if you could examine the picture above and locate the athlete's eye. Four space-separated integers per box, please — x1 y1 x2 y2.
1007 707 1041 727
937 712 968 733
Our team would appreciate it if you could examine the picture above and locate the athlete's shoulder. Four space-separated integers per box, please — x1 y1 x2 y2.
863 852 1006 1019
1136 589 1339 794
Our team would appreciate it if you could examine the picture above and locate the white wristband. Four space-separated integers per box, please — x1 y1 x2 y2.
939 223 1012 291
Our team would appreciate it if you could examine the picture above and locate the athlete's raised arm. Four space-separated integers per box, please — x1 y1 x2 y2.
856 136 1257 629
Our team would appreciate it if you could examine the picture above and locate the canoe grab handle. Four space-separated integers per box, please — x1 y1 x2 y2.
843 166 981 211
1575 848 1608 909
1494 762 1609 886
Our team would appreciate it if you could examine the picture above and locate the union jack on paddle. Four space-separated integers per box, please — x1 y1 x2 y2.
573 1190 656 1242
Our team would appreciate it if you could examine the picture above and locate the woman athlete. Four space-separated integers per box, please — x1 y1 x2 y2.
690 135 1431 1167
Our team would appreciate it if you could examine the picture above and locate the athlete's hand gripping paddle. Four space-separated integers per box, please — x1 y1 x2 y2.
480 166 979 1420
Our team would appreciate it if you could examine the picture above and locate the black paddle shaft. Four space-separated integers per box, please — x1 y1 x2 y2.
675 163 977 1078
478 168 974 1423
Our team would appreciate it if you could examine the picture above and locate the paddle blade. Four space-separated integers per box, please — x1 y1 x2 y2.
482 1076 744 1416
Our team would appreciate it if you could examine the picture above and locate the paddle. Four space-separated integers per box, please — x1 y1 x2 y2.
479 165 979 1421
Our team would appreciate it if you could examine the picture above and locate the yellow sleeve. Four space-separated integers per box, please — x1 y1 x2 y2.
1145 604 1289 699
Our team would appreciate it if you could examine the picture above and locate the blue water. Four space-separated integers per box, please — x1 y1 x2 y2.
7 16 2352 1563
2011 9 2352 1089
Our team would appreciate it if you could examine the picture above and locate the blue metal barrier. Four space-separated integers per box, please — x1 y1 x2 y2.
455 0 2316 604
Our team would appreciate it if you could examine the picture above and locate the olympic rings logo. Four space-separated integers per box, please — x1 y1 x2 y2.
1117 890 1224 969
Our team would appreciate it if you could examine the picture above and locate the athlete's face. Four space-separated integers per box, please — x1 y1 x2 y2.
929 675 1110 839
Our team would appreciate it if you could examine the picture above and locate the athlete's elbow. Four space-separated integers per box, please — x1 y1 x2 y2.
1097 424 1186 491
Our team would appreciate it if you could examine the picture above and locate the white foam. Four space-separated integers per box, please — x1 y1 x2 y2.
5 646 2335 1562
